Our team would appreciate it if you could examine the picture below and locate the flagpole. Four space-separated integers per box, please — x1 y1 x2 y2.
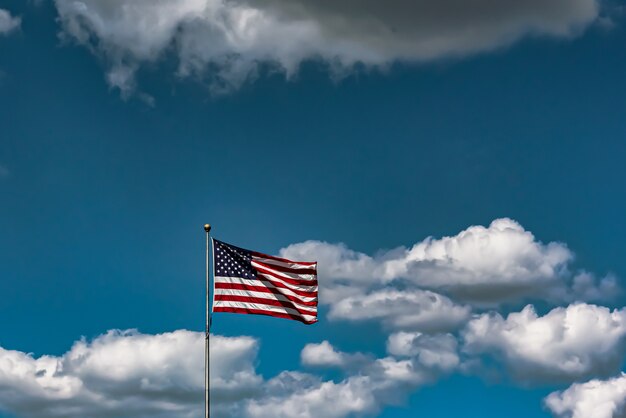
204 224 211 418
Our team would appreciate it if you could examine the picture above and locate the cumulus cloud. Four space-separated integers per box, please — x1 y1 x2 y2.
281 218 615 309
386 332 459 371
300 340 370 369
53 0 600 95
0 9 20 35
0 329 260 418
246 374 382 418
329 288 471 332
247 367 427 418
545 373 626 418
0 219 621 417
463 303 626 382
0 329 458 418
249 339 458 418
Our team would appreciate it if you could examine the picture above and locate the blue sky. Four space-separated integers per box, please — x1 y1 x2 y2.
1 1 626 417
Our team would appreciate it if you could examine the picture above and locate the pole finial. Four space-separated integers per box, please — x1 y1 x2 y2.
204 224 212 233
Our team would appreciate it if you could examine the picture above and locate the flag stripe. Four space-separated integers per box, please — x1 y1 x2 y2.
213 300 317 321
214 276 317 298
214 282 318 303
255 272 318 293
251 260 317 279
213 300 316 321
254 264 319 286
252 253 317 268
251 258 317 275
213 306 316 324
214 294 317 316
214 287 317 307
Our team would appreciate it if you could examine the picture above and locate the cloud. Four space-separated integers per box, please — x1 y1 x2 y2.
0 220 622 417
300 340 370 369
0 329 457 418
281 218 615 309
462 303 626 382
247 369 424 418
328 288 471 332
248 339 459 418
245 374 383 418
53 0 600 95
0 9 20 35
0 329 260 418
386 332 459 371
545 373 626 418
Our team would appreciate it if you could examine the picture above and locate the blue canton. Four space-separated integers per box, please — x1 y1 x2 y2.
214 239 256 279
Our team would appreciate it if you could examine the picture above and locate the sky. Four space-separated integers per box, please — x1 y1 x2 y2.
1 0 626 417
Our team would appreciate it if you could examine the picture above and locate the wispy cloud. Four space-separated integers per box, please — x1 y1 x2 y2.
0 9 20 35
0 164 9 178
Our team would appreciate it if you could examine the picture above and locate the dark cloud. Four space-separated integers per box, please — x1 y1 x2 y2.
54 0 600 95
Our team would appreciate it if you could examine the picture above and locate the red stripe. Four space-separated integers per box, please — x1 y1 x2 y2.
257 272 318 291
214 295 317 316
213 306 317 324
214 276 317 297
254 264 318 286
214 282 318 306
251 251 317 267
252 259 317 275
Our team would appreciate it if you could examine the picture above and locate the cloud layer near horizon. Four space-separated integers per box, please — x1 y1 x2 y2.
0 218 622 418
0 329 457 418
53 0 600 95
2 323 625 418
0 330 255 417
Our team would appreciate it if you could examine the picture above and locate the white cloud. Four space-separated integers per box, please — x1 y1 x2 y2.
0 219 621 417
386 332 459 371
249 339 459 418
0 9 20 35
329 288 471 331
570 271 620 302
301 340 345 367
300 340 369 369
0 329 260 418
281 218 614 308
545 373 626 418
246 375 379 418
0 329 457 418
53 0 600 95
463 303 626 381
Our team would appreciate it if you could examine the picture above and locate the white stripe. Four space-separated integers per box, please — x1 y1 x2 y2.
252 256 317 271
214 276 318 302
255 272 318 293
215 274 318 294
213 300 317 321
251 260 317 281
214 288 317 311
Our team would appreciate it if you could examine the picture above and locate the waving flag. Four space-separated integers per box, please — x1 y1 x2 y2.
212 239 318 324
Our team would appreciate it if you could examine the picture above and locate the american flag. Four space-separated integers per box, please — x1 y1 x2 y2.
212 239 318 324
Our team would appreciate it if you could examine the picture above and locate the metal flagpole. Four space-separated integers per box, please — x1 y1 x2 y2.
204 224 212 418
